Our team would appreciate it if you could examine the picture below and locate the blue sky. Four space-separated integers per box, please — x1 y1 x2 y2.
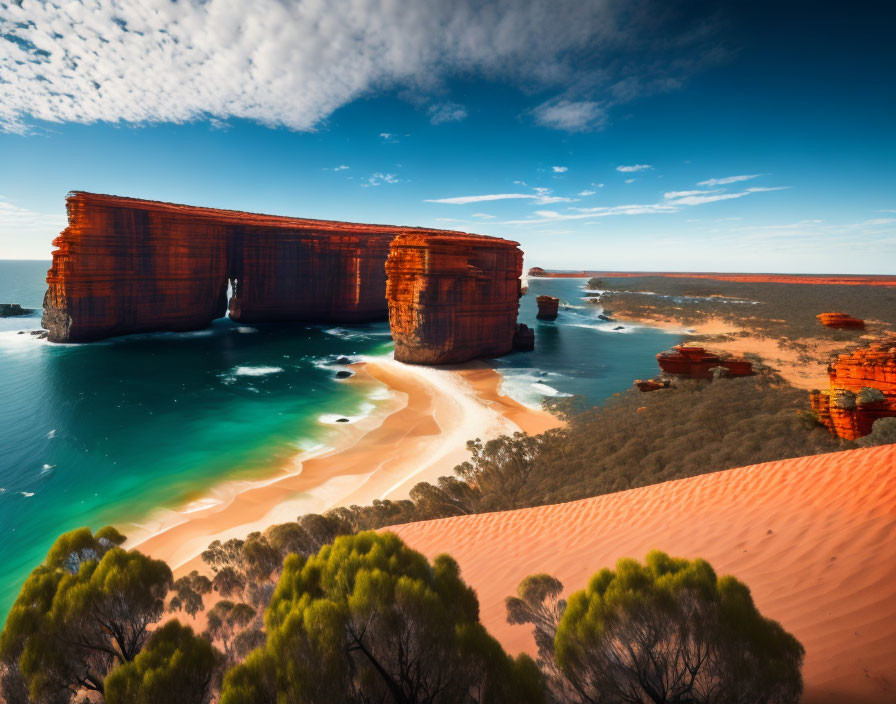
1 1 894 272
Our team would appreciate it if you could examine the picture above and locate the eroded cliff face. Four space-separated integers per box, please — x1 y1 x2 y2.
811 340 896 440
656 346 754 379
44 192 528 365
386 233 523 364
44 193 230 342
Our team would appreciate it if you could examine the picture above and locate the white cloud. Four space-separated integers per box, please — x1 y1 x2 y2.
0 1 722 134
325 165 350 171
426 189 573 205
532 99 607 132
0 198 67 258
663 189 719 199
426 193 537 205
578 190 596 196
379 133 398 143
625 179 635 184
472 213 495 219
552 166 568 173
616 164 652 172
365 172 399 186
428 102 468 125
697 174 763 187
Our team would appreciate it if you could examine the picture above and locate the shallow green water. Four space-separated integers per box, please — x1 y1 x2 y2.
0 262 681 620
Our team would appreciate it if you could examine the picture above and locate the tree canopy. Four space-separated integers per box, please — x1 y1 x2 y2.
220 531 543 704
104 620 222 704
546 551 804 704
0 527 172 701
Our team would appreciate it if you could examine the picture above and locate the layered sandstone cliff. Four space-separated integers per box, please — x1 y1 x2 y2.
657 346 754 379
816 312 865 329
386 233 523 364
44 193 230 342
810 340 896 440
44 193 524 361
535 295 559 320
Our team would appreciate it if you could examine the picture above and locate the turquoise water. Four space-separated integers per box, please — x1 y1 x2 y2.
0 262 681 620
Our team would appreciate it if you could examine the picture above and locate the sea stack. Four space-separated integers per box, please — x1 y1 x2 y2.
386 232 524 364
536 295 559 320
816 312 865 329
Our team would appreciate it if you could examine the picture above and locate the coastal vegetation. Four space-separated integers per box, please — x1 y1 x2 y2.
507 552 804 704
0 530 802 703
587 275 896 341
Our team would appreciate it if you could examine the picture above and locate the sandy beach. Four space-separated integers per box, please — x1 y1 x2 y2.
387 445 896 704
128 357 561 572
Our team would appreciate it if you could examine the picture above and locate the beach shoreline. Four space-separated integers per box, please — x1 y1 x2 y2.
127 357 562 573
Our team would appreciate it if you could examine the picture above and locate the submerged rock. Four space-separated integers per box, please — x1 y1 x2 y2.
335 370 353 379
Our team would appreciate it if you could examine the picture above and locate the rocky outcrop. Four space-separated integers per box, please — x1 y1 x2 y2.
527 267 546 277
512 324 535 351
634 378 672 392
386 232 524 364
810 340 896 440
44 193 526 363
816 312 865 329
535 295 559 320
0 304 34 317
656 346 754 379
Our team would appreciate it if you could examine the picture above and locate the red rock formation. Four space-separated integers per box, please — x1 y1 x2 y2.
816 312 865 329
810 340 896 440
44 192 230 341
656 346 754 379
45 193 524 358
387 233 524 364
634 378 672 392
535 295 559 320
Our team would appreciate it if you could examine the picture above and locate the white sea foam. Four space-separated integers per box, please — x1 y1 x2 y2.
47 429 56 439
235 326 258 334
319 402 376 425
233 365 284 376
20 492 34 498
530 382 572 397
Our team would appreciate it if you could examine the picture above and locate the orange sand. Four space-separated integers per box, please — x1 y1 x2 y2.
130 359 560 572
386 445 896 704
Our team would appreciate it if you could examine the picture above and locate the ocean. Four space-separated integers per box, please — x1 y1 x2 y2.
0 261 681 620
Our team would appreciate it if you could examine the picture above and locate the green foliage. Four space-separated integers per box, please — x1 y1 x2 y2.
858 416 896 447
220 531 544 704
204 600 259 664
553 551 804 704
0 527 172 701
856 386 886 405
168 570 213 618
104 621 222 704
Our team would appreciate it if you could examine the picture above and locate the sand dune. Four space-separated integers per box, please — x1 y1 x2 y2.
386 445 896 703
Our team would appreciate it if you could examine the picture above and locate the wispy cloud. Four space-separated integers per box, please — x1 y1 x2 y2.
379 133 398 143
624 178 635 184
426 188 574 205
532 100 607 132
426 193 537 205
697 174 763 187
365 172 399 186
552 166 568 173
0 198 67 258
325 165 350 171
472 213 495 219
617 164 652 172
428 102 467 125
663 189 718 199
578 190 596 196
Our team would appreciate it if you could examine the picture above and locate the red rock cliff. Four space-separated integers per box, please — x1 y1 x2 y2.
44 192 513 346
816 312 865 329
811 340 896 440
386 232 523 364
44 192 230 342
